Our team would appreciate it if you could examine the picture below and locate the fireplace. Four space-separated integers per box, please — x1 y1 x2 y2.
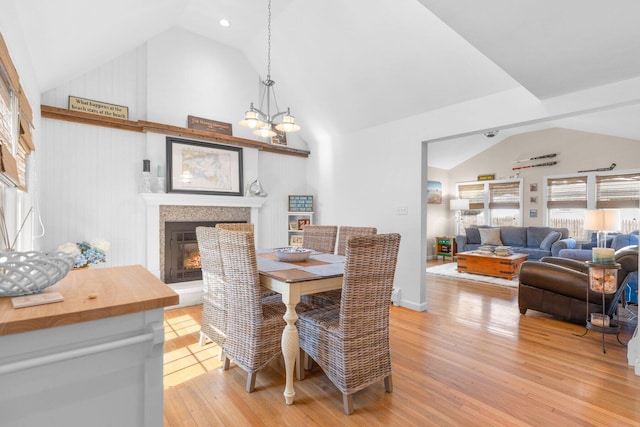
164 220 247 284
141 193 265 307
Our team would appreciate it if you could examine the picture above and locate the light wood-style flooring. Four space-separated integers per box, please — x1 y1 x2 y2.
163 260 640 426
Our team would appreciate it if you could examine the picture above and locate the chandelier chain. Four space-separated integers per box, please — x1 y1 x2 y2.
267 0 272 80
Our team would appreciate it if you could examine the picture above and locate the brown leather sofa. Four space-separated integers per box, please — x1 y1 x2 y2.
518 246 638 324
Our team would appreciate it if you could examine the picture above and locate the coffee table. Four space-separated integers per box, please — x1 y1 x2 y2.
457 251 528 280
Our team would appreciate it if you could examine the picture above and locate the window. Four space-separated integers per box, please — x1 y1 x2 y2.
547 172 640 240
0 33 33 190
456 179 522 229
596 173 640 208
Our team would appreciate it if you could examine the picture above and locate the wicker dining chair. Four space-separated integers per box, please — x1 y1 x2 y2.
302 225 338 253
298 233 401 414
215 222 278 298
302 226 378 308
195 227 226 359
216 222 254 232
217 228 287 392
335 226 377 256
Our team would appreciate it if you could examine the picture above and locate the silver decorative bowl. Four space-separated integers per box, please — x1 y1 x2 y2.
0 251 75 296
274 247 312 262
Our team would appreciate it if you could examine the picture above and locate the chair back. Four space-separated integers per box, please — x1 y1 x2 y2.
216 222 254 232
196 226 225 345
335 226 377 256
339 233 401 339
217 228 263 329
302 225 338 253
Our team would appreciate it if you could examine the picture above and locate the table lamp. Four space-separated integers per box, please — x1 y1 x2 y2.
450 199 470 236
584 209 621 248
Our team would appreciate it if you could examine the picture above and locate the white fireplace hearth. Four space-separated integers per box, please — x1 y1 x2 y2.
141 193 265 307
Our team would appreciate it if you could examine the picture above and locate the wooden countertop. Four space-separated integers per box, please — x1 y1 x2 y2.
0 265 179 336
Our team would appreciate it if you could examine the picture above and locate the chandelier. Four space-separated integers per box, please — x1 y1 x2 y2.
239 0 300 138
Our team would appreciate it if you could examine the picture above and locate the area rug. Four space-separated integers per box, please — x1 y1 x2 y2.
426 262 518 288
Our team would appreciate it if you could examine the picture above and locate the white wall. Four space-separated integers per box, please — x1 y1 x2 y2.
5 11 640 312
305 79 640 311
35 28 309 266
447 128 640 227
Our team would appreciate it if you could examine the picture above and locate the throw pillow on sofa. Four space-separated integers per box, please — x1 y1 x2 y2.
479 228 503 246
540 230 561 250
465 225 493 244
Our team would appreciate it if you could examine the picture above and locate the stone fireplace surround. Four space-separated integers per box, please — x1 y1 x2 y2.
141 193 265 307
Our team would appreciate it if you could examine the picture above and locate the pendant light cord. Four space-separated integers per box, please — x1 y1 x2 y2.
266 0 272 82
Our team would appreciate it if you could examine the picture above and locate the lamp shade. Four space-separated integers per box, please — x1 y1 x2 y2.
450 199 470 211
584 209 621 232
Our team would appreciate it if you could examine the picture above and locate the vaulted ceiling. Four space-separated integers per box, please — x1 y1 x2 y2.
8 0 640 169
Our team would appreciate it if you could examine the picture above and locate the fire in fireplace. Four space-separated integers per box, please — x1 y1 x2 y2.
164 221 245 284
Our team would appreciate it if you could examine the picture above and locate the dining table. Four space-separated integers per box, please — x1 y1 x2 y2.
256 249 345 405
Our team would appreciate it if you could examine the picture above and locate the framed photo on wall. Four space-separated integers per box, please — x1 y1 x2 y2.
529 209 538 218
427 180 443 204
271 129 287 146
166 137 243 196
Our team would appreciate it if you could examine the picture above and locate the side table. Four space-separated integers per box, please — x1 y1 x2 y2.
581 262 625 353
435 236 457 262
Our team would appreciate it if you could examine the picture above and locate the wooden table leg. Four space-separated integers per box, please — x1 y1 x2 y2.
281 299 300 405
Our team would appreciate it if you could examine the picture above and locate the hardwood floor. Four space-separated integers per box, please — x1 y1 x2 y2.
163 261 640 426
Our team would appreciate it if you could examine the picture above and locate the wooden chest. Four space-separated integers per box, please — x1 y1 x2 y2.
457 251 529 280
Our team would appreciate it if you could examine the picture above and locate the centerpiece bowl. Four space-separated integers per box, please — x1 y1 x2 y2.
274 247 312 262
0 251 75 296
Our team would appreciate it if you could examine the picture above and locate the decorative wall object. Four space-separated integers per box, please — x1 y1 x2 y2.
187 115 232 135
530 183 538 192
68 95 128 120
427 181 442 204
529 209 538 218
271 129 287 146
166 137 243 196
288 195 314 212
477 174 495 181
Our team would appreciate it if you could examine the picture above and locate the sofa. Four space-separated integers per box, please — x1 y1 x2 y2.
558 233 639 261
518 246 638 324
455 225 576 260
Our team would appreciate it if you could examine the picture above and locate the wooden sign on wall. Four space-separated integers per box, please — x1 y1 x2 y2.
68 96 128 120
187 115 233 136
288 195 314 212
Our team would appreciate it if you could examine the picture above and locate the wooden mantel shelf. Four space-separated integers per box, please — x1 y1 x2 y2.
41 105 310 158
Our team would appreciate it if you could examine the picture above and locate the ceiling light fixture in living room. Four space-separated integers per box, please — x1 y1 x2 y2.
239 0 300 139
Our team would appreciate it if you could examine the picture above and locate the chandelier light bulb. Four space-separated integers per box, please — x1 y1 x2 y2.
253 125 276 138
275 113 300 132
239 109 264 129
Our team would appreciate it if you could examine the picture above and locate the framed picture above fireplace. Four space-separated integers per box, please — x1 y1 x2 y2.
166 137 243 196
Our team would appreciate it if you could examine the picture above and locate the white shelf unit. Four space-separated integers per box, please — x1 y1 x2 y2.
287 212 314 246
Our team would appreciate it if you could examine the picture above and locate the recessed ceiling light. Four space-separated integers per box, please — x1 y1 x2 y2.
220 19 230 27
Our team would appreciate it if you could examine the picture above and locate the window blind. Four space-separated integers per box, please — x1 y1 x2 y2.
458 183 485 210
547 176 587 208
596 173 640 208
489 181 520 209
0 33 34 190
